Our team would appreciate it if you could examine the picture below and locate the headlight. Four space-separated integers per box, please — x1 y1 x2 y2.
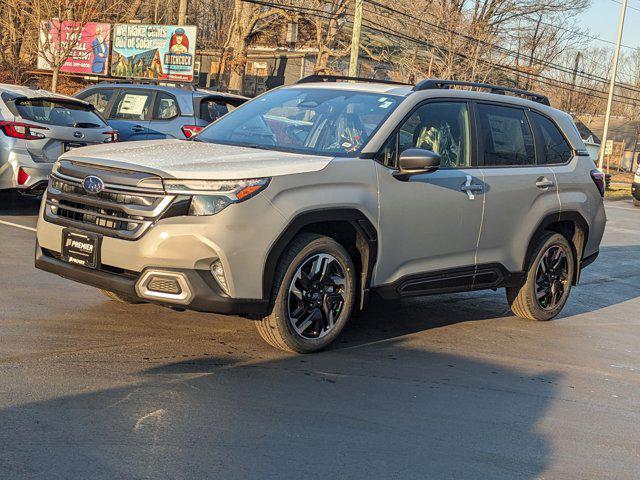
163 178 270 216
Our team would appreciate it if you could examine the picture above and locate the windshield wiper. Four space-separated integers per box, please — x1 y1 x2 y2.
73 122 101 128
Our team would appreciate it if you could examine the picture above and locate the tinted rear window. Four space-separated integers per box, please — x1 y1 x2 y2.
15 99 106 128
531 112 573 164
477 104 535 166
199 98 243 123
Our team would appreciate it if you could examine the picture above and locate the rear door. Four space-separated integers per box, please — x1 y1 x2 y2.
12 97 111 162
474 102 560 273
107 89 154 141
147 91 185 140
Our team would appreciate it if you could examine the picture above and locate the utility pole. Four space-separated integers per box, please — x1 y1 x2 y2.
178 0 188 25
598 0 627 170
348 0 363 77
568 51 582 113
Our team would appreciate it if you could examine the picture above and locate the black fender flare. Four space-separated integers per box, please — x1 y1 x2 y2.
523 210 590 284
262 208 378 307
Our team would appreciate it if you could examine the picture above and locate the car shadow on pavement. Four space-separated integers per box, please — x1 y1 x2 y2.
0 191 42 216
0 343 559 480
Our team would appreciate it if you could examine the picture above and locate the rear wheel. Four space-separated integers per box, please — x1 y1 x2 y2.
633 198 640 207
507 232 575 321
100 289 144 304
256 233 356 353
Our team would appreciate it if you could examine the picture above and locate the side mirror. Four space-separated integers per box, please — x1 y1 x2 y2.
394 148 441 180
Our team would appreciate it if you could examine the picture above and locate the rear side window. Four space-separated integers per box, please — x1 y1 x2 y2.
111 91 153 120
199 99 238 123
15 99 107 128
77 89 114 116
154 92 179 120
477 104 535 166
531 112 573 164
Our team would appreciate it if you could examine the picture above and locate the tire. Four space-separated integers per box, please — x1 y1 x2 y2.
100 289 144 304
506 232 575 321
256 233 356 353
633 197 640 207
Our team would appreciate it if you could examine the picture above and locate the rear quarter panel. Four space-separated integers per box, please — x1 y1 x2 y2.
551 156 606 258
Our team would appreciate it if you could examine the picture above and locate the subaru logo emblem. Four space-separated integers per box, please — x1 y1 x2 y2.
73 131 84 139
83 175 104 194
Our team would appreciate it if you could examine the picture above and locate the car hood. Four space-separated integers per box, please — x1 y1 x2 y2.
59 139 334 179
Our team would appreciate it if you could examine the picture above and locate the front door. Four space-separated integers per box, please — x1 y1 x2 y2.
374 101 485 295
108 89 154 141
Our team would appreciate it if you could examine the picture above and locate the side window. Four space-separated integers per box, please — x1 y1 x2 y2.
154 92 179 120
111 91 153 120
531 112 573 164
477 104 535 166
77 89 114 116
199 99 230 123
398 102 471 168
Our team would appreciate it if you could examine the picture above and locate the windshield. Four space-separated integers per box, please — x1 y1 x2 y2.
15 99 107 128
195 88 401 156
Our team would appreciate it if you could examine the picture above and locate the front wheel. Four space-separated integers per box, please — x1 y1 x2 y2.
256 234 356 353
507 232 575 321
633 197 640 207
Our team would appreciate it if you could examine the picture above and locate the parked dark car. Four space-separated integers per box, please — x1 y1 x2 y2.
75 83 248 141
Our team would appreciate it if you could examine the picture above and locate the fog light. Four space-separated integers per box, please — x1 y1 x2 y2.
210 260 229 294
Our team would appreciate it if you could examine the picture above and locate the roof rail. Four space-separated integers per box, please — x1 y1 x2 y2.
296 74 410 87
97 78 197 90
413 79 550 106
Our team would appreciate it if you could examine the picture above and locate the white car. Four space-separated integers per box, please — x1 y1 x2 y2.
0 83 117 195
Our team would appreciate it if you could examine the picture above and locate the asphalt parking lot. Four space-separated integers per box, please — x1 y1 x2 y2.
0 192 638 480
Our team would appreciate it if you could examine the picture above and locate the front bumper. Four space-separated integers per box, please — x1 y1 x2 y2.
35 243 269 316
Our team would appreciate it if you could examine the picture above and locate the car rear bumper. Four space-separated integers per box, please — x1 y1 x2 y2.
35 242 269 316
0 149 52 191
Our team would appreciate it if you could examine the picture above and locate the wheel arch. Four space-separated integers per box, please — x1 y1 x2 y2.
523 211 589 285
262 208 378 309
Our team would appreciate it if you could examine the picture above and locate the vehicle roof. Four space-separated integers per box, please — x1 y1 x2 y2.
283 81 566 118
0 83 82 103
85 82 248 100
288 81 413 96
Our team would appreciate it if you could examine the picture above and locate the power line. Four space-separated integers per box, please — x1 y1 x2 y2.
239 0 640 107
363 0 640 96
360 16 640 108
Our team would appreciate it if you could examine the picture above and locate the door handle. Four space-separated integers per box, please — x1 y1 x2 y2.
131 125 145 133
535 178 555 189
461 175 483 200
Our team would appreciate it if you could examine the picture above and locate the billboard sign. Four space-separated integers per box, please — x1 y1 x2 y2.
38 20 111 75
111 24 197 82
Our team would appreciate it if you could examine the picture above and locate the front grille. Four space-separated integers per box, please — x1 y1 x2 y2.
44 164 174 240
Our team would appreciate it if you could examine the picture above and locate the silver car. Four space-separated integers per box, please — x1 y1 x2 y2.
0 83 118 195
35 76 606 353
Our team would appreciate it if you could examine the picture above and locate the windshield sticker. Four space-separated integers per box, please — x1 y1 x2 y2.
379 101 393 108
378 97 387 102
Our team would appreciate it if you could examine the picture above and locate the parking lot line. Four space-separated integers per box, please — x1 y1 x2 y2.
0 219 36 232
606 203 637 212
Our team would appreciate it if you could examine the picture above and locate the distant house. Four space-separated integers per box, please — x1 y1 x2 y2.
573 118 601 162
578 115 640 171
